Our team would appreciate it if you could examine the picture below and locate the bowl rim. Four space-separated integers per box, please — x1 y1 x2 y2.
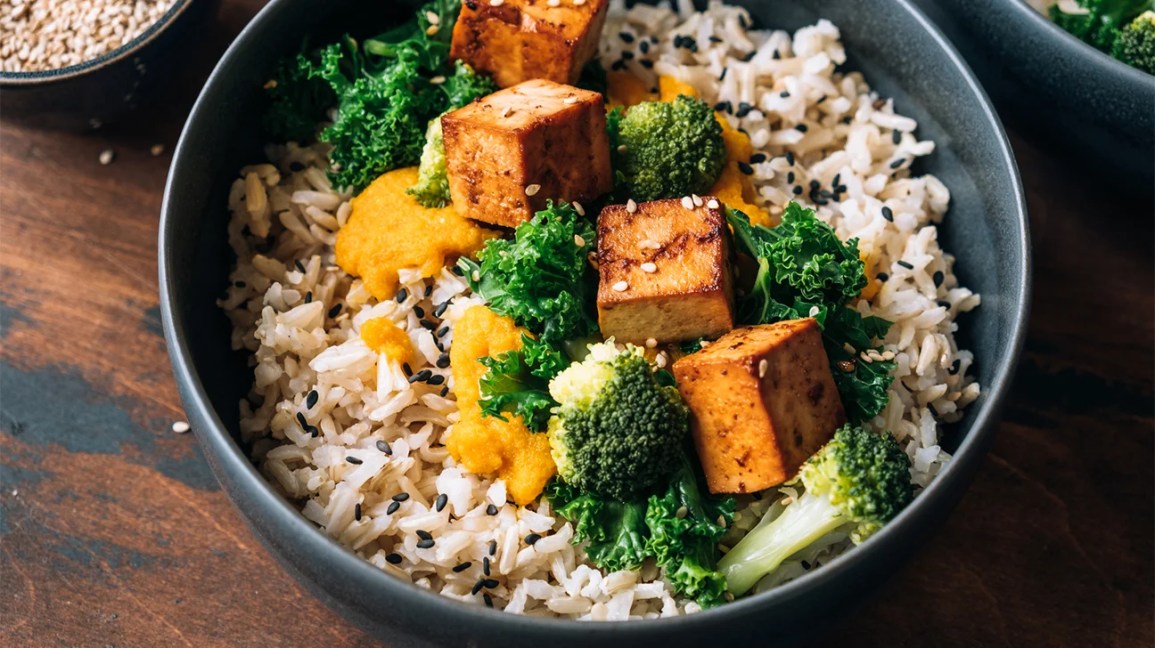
0 0 195 86
1007 0 1153 84
159 0 1031 636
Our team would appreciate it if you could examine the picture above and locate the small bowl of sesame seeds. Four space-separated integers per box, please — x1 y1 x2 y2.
0 0 208 130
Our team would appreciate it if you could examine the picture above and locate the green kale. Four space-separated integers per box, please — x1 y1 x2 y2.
478 334 568 431
262 50 335 143
727 203 895 423
458 201 598 346
547 479 650 571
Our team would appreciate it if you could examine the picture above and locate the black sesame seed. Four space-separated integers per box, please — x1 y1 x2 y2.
816 95 828 104
386 501 401 515
306 390 319 409
471 579 486 596
524 533 542 545
841 116 853 124
483 556 491 576
750 153 767 164
307 425 319 438
433 302 450 318
289 161 305 172
486 504 498 516
718 67 728 82
296 412 308 428
779 90 790 98
889 158 905 169
376 440 393 455
417 530 432 541
801 560 812 570
346 456 363 465
949 359 961 375
233 280 246 288
424 285 432 297
771 49 781 60
435 493 448 512
881 206 894 222
410 369 433 383
452 265 464 276
403 362 413 376
640 40 651 53
737 161 754 175
621 51 634 60
436 326 449 337
488 540 497 556
414 305 426 318
835 184 848 194
809 179 821 191
933 271 945 287
795 123 809 133
355 502 362 521
640 59 653 69
792 186 803 195
483 593 493 608
436 353 451 368
619 31 634 43
709 35 723 43
427 374 446 386
832 173 841 187
611 59 625 71
785 151 795 165
453 561 472 572
392 492 410 502
892 129 902 145
897 260 914 270
396 288 408 303
327 303 342 318
419 319 436 331
385 552 402 564
742 50 756 62
786 171 795 183
714 100 732 114
735 102 754 118
439 386 449 397
304 291 312 304
416 538 435 549
483 579 500 589
876 272 890 282
295 260 306 273
938 300 952 310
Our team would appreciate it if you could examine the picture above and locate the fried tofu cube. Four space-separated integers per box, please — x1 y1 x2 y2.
672 319 846 495
596 198 734 344
442 80 612 228
450 0 609 88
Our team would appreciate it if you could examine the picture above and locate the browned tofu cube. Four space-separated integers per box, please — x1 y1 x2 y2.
450 0 609 88
672 319 846 495
442 80 612 228
596 198 734 344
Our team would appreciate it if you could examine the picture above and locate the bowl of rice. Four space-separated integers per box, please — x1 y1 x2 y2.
914 0 1155 193
160 0 1030 645
0 0 209 130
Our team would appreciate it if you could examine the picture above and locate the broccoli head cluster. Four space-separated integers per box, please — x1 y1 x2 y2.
547 341 688 501
609 95 727 201
1051 0 1155 74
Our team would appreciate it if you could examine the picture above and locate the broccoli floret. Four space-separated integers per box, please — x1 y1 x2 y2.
407 116 451 207
717 425 913 595
547 341 689 501
612 95 727 201
1114 10 1155 73
1051 0 1152 56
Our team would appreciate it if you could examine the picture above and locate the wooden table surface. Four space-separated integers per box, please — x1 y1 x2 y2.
1 2 1152 646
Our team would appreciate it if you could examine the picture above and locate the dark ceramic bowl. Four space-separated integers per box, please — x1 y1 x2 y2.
0 0 209 130
160 0 1030 645
913 0 1155 193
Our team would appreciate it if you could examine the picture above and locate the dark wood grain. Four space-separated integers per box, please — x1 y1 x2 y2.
1 2 1151 646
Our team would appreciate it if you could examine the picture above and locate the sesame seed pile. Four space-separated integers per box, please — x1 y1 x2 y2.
1 0 178 73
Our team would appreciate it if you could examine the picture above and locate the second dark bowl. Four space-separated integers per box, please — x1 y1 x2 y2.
160 0 1031 645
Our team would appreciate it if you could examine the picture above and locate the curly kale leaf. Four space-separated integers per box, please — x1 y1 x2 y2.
262 50 335 143
478 334 568 431
458 201 598 346
546 479 650 572
727 203 894 423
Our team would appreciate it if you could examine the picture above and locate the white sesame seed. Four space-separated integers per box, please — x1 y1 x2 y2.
626 199 637 214
572 201 585 216
563 96 578 105
882 350 896 361
707 198 720 209
808 305 820 317
860 352 874 364
640 262 657 273
681 196 694 210
758 359 768 378
639 239 661 250
574 0 587 5
489 0 504 6
525 184 541 196
149 144 164 156
617 144 628 154
645 338 658 348
612 281 629 292
574 234 586 247
691 194 703 207
172 421 190 434
655 352 668 368
548 0 560 5
501 105 514 118
472 271 481 282
425 25 439 36
430 75 446 84
98 149 115 165
426 10 441 24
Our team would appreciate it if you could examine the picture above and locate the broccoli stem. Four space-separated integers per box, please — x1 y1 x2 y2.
718 492 846 595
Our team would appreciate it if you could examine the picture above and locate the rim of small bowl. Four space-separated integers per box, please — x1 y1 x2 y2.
1008 0 1154 85
0 0 194 86
159 0 1031 637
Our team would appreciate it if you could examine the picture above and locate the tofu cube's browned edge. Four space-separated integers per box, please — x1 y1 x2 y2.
450 0 609 88
441 80 613 229
596 197 734 344
672 320 846 495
